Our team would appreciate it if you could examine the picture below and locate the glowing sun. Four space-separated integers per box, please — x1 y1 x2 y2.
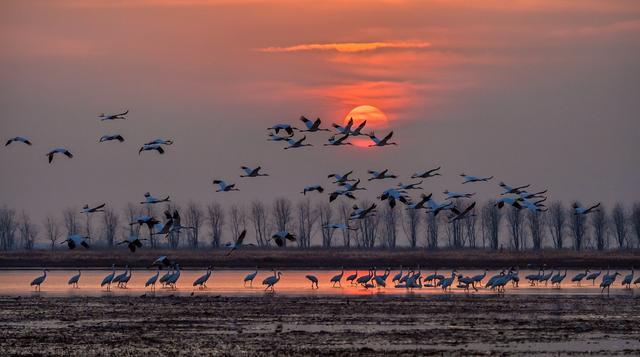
343 105 389 147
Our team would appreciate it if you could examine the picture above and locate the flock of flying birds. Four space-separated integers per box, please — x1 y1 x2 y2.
6 110 602 255
8 110 607 294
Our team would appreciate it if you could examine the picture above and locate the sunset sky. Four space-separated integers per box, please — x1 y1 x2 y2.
1 0 639 222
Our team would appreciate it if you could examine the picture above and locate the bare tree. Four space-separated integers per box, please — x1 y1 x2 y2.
445 200 463 248
481 201 501 250
569 202 587 251
82 212 94 239
273 197 292 246
381 205 398 248
591 205 608 250
124 203 142 237
402 207 420 248
506 207 525 250
185 201 203 248
356 200 378 248
296 199 316 248
44 214 61 250
611 203 627 249
273 198 292 231
339 202 354 247
444 217 463 248
546 202 566 249
632 203 640 248
63 207 79 236
206 202 225 248
462 212 478 248
527 210 544 250
19 212 37 250
317 202 335 248
229 204 247 243
425 212 439 249
0 207 18 251
249 200 270 247
102 207 119 247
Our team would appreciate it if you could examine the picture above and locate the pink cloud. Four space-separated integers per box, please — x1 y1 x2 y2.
259 41 430 53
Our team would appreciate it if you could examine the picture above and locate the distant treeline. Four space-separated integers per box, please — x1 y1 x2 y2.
1 198 639 251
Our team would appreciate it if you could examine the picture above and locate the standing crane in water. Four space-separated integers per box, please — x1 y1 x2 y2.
305 274 319 289
262 271 283 292
101 265 117 291
145 269 160 292
346 270 358 285
30 269 48 291
68 270 81 288
571 269 589 286
244 268 258 287
330 268 344 287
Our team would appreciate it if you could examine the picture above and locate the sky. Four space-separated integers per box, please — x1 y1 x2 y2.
1 0 639 225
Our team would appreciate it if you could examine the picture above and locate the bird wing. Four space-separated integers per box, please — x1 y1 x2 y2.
285 126 294 136
459 202 476 216
344 117 354 131
295 136 306 145
335 133 349 144
380 131 394 144
213 180 226 189
299 116 311 125
237 229 247 244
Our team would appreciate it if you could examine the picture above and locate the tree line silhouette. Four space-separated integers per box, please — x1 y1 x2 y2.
1 199 639 251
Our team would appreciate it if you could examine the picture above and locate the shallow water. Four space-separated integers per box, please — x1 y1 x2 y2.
4 268 637 297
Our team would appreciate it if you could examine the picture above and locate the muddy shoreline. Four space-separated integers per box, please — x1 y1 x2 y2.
1 294 639 355
1 249 639 269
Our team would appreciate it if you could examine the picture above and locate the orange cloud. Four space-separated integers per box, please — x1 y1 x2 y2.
259 41 430 53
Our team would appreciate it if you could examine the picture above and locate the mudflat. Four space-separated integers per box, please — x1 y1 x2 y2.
1 294 639 356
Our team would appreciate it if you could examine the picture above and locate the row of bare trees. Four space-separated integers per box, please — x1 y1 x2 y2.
1 201 640 251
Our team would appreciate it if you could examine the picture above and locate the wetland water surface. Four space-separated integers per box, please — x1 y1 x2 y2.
2 268 636 297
